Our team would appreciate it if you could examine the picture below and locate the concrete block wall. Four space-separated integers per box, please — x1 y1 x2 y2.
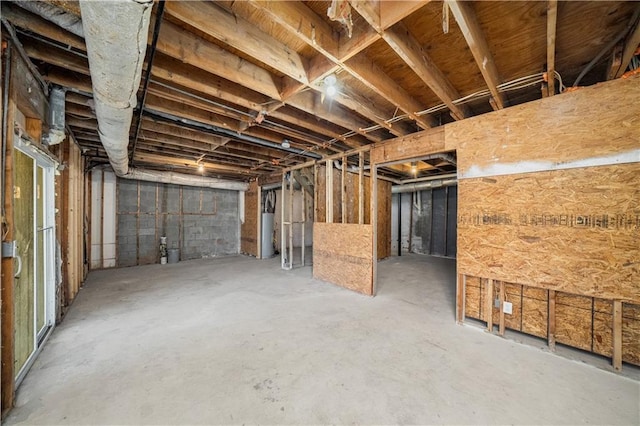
116 179 239 267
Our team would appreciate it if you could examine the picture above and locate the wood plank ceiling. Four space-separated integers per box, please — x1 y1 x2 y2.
3 0 639 182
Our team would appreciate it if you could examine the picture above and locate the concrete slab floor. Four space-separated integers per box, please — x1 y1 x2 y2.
6 254 639 425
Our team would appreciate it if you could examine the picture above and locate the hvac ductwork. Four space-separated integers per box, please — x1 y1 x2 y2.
80 0 153 177
392 177 457 193
122 169 248 191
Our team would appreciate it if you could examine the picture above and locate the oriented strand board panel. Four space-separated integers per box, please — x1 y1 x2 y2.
447 76 640 176
370 127 446 165
458 163 640 303
241 181 258 256
464 276 482 319
313 223 373 295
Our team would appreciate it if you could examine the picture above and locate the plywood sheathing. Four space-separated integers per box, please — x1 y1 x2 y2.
457 163 639 302
240 181 258 256
315 165 391 260
447 76 640 176
313 223 373 295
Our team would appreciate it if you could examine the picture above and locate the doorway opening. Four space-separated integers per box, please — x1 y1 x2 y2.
376 152 458 316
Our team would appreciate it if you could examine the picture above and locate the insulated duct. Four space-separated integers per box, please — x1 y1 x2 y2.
392 178 457 193
80 0 153 177
122 169 248 191
16 1 85 38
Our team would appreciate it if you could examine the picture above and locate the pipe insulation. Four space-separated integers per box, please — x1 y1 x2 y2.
16 1 85 37
80 0 153 177
122 169 248 191
392 178 457 194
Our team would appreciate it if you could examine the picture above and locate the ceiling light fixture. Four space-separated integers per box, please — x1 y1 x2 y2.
323 74 338 98
197 163 205 173
411 162 418 175
281 139 291 149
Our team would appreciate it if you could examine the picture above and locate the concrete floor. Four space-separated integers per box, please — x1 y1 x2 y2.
6 254 639 425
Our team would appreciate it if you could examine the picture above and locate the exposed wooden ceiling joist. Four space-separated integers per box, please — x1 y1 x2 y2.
445 0 507 109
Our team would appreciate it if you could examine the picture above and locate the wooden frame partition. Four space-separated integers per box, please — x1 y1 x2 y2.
369 75 640 369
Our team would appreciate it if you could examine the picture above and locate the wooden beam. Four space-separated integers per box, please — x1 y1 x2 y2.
1 3 86 51
456 274 465 324
379 1 430 30
614 17 640 79
349 0 381 32
155 21 282 101
446 0 506 109
612 300 622 371
287 90 382 144
246 0 339 58
383 22 469 120
1 99 16 415
345 54 434 129
166 1 309 84
546 0 558 96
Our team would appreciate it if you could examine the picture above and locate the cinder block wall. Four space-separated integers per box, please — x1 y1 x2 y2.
116 179 239 267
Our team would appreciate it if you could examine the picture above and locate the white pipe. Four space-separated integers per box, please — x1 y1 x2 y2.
392 178 457 194
121 169 248 191
80 0 153 177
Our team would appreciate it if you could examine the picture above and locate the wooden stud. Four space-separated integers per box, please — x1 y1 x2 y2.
546 0 558 96
313 164 319 223
613 300 622 371
371 165 378 295
548 290 556 351
1 98 16 415
499 281 506 336
341 156 347 224
325 160 333 224
280 173 286 268
485 278 494 332
358 152 364 225
256 185 262 259
288 172 294 269
456 274 465 324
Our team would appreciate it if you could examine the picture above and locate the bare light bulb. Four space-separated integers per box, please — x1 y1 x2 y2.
326 85 337 97
198 163 205 173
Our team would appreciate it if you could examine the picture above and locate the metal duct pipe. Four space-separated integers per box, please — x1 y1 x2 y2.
122 169 248 191
80 0 153 177
16 1 85 37
145 109 323 160
392 178 457 193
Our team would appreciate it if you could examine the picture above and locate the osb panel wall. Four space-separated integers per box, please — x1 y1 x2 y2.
316 165 391 259
313 223 373 295
464 277 640 366
458 163 640 302
370 127 446 164
241 181 258 256
448 77 640 176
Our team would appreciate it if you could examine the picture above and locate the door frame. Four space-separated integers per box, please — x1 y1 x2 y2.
13 137 56 386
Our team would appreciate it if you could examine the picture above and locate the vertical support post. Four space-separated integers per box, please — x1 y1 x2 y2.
100 169 105 267
256 185 262 259
341 157 347 224
280 173 286 269
325 160 333 223
397 193 402 257
485 278 494 332
371 164 378 295
1 98 16 414
288 172 293 269
499 281 506 336
613 300 623 371
301 181 306 267
548 290 556 351
456 274 465 324
358 152 364 225
313 164 318 222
